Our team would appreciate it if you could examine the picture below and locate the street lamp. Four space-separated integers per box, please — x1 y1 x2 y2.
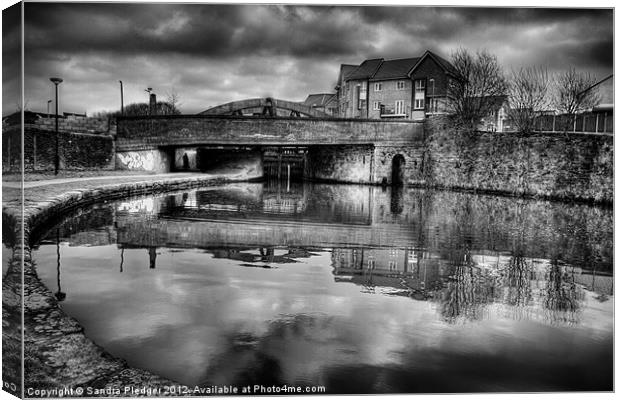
429 78 436 114
119 80 124 115
50 77 63 175
55 228 66 301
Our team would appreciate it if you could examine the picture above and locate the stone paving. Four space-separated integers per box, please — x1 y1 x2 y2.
2 171 255 396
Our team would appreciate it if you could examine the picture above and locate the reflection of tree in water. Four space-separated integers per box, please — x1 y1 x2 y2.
500 252 533 307
438 250 495 323
543 260 584 324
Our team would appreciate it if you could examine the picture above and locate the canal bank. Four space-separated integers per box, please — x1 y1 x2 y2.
7 176 613 393
2 163 614 394
3 172 263 396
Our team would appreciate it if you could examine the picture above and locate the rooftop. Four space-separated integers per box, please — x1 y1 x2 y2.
371 57 420 81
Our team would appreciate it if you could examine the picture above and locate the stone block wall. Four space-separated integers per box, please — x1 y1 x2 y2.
3 126 115 172
423 121 613 204
305 145 374 183
116 114 425 150
115 149 171 174
373 145 427 185
27 115 116 135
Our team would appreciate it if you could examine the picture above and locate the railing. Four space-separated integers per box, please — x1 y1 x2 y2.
532 112 613 134
379 105 407 118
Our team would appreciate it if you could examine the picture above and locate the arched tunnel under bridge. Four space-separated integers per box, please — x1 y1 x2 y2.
156 144 424 186
113 114 427 185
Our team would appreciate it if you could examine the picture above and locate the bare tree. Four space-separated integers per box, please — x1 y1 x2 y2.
507 66 550 133
165 89 182 113
446 48 508 129
553 67 600 115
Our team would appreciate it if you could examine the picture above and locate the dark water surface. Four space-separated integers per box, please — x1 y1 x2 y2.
28 181 613 393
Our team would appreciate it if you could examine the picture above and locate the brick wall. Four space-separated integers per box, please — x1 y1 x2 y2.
368 79 412 119
3 126 115 172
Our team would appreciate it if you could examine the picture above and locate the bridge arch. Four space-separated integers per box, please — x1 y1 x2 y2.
199 97 330 118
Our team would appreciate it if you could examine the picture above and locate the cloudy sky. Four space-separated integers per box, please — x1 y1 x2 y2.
2 2 614 116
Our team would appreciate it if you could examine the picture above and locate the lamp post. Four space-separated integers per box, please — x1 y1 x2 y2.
50 77 63 175
119 80 124 115
55 228 66 301
429 78 435 113
47 99 52 116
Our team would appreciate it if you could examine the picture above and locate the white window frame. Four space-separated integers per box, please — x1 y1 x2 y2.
397 80 406 90
414 79 426 110
374 82 382 91
373 101 381 111
395 100 405 115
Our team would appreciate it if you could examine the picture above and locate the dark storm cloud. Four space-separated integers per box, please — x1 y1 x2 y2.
6 3 613 116
23 4 372 58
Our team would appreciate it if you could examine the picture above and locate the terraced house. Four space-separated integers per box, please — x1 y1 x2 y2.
335 50 457 120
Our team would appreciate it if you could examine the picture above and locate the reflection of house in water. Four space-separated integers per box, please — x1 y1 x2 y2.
332 248 446 297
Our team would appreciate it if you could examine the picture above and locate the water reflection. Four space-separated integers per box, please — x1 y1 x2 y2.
26 181 613 391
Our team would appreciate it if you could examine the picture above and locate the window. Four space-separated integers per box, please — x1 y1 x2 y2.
374 82 382 91
429 98 440 113
373 101 381 111
395 100 405 115
397 81 405 90
357 83 367 110
414 79 426 110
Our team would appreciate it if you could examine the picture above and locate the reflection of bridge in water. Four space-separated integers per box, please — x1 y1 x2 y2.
114 184 410 249
35 182 613 316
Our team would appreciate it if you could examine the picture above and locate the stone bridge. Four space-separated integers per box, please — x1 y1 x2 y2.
115 115 426 185
199 97 330 118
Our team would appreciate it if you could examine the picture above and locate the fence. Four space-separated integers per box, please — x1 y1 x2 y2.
532 112 613 134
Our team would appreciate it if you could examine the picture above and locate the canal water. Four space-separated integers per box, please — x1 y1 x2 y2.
23 181 613 393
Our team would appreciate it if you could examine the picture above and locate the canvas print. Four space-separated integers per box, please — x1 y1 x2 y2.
1 2 614 397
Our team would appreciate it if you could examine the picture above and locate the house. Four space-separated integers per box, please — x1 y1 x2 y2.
302 93 338 116
336 50 457 120
476 95 509 132
368 57 419 119
338 58 383 118
334 64 358 118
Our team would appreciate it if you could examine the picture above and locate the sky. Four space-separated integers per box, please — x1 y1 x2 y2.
2 2 614 116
